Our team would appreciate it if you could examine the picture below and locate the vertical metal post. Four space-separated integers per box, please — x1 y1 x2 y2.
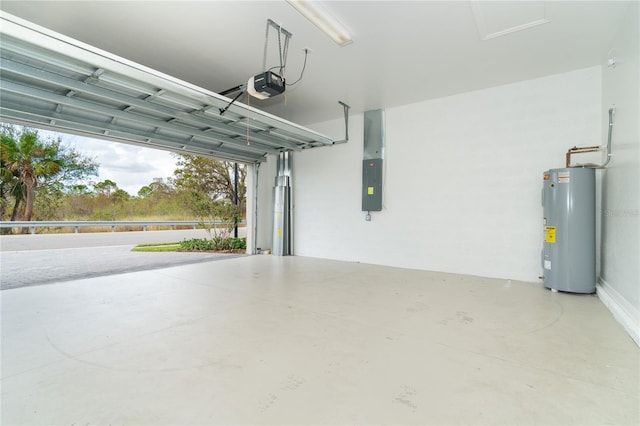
234 162 239 239
272 152 292 256
253 163 260 255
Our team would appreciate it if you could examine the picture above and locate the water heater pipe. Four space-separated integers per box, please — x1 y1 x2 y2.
565 107 614 168
565 145 601 167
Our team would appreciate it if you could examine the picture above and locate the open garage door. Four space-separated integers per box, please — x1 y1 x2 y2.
0 12 339 164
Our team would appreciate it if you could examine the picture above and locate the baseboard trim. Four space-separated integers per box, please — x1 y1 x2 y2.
597 278 639 347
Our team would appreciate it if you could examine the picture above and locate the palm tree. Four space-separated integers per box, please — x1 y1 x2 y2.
1 130 64 227
0 159 20 233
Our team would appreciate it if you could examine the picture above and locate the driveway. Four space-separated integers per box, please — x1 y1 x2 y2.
0 229 246 290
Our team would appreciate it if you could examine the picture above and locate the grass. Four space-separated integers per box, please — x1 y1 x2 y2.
135 241 181 247
131 242 181 252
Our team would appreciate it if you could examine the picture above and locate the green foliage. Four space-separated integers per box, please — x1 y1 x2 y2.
93 179 118 197
1 124 98 225
84 180 131 220
179 237 246 252
172 154 246 213
179 238 216 251
131 243 181 252
34 182 65 221
132 237 246 252
228 237 247 250
186 190 242 239
0 126 248 228
135 241 180 247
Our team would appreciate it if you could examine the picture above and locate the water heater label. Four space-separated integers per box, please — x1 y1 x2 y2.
558 171 570 183
545 226 556 243
544 260 552 270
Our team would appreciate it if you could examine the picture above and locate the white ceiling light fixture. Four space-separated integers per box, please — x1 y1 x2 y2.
286 0 353 47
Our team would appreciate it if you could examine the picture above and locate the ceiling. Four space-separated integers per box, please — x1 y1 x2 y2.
0 1 633 126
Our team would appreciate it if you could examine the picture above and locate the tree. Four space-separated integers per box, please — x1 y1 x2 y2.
0 160 22 232
94 179 118 198
172 154 247 212
187 191 242 239
138 178 173 199
62 184 94 219
0 156 15 220
112 188 130 204
0 125 98 226
171 155 246 238
34 181 64 221
2 130 61 223
135 178 179 217
89 179 132 220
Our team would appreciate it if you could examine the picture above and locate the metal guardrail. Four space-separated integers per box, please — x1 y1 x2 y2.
0 221 246 235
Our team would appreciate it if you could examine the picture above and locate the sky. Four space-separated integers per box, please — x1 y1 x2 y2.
45 130 179 196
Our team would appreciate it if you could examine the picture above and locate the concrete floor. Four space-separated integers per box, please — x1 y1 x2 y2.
1 256 638 425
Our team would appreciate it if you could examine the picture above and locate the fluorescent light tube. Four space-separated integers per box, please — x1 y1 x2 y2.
286 0 353 46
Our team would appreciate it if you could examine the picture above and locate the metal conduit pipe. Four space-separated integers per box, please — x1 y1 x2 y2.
253 163 260 255
333 101 351 144
600 107 615 168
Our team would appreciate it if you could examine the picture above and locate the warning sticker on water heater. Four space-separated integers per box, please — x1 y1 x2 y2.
558 171 570 183
545 226 556 243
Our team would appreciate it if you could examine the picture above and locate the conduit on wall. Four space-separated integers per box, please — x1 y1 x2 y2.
272 152 293 256
0 12 339 164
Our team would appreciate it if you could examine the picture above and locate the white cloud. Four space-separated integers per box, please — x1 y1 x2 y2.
47 131 178 196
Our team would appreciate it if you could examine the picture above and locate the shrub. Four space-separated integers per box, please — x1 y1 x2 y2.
229 237 246 250
179 237 246 252
179 238 215 251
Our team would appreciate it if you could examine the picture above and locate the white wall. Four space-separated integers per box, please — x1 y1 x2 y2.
597 2 639 345
293 67 602 283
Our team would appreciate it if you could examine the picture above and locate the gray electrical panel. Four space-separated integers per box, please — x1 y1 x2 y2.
541 167 596 293
362 109 384 212
362 158 383 211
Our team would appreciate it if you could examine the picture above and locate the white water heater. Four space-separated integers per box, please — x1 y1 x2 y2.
541 167 596 293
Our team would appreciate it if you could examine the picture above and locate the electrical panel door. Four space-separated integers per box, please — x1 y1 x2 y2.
362 159 383 211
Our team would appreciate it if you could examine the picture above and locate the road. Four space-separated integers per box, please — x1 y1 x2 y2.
0 229 247 290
